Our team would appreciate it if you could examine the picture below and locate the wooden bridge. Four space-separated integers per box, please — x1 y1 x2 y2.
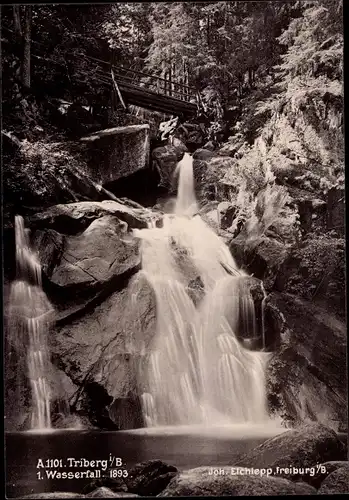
2 22 200 117
2 25 200 118
85 55 199 117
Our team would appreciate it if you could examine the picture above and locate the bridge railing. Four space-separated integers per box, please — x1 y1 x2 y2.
85 55 197 103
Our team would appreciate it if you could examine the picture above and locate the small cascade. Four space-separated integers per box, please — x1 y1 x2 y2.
134 154 272 427
8 216 53 430
260 282 267 350
174 153 198 217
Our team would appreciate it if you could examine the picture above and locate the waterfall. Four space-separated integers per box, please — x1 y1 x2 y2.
134 153 271 427
8 216 53 430
174 153 198 217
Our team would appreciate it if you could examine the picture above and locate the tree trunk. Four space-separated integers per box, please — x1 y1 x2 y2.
248 68 252 87
168 63 172 96
22 6 32 89
13 6 22 39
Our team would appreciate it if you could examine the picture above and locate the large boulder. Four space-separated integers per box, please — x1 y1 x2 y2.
160 466 316 496
80 125 150 185
28 200 160 313
82 475 128 494
307 461 349 489
229 236 290 291
266 293 347 430
51 271 156 429
27 200 157 233
35 215 140 294
235 423 346 484
318 465 349 494
125 460 178 496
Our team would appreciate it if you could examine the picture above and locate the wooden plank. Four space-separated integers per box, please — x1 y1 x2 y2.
121 94 196 116
111 69 127 109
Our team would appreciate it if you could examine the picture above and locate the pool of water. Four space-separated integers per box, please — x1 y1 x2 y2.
5 424 285 498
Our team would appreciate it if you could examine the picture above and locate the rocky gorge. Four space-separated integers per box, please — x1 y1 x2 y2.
3 1 347 497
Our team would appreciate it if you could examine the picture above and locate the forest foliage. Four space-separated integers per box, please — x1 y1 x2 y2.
2 1 342 133
2 2 343 227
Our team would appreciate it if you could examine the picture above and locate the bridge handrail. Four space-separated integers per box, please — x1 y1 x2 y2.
84 54 196 93
94 66 193 101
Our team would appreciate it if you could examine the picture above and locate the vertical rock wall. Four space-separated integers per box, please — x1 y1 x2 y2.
80 124 150 185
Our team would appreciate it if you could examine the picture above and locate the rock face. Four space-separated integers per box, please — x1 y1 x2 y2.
28 200 157 233
266 293 347 430
160 466 316 496
229 236 290 291
193 154 232 202
217 202 236 230
82 476 128 495
235 423 346 484
308 461 349 489
152 144 186 191
52 270 156 429
5 200 159 431
318 464 349 494
37 215 140 293
125 460 178 496
80 125 150 185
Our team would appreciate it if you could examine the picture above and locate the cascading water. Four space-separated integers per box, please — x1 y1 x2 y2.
135 153 271 427
8 216 53 429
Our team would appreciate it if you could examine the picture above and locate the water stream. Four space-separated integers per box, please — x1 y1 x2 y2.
135 154 271 427
8 216 53 430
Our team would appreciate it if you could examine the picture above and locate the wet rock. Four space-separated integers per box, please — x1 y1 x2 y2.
187 276 205 306
307 460 349 489
181 123 205 148
202 141 215 151
193 156 233 202
109 394 144 430
171 137 188 155
52 271 156 430
326 187 345 236
318 464 349 494
86 487 139 498
125 460 178 496
192 148 214 161
39 215 139 293
27 200 154 234
217 202 236 230
266 293 347 429
229 236 289 290
235 424 346 484
274 235 345 316
82 476 128 494
32 229 65 277
159 466 316 496
152 145 185 191
80 125 150 185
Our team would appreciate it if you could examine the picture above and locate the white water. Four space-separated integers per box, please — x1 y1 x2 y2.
8 216 53 430
134 153 272 427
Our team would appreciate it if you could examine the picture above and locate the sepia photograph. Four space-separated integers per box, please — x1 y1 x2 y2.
2 1 347 498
